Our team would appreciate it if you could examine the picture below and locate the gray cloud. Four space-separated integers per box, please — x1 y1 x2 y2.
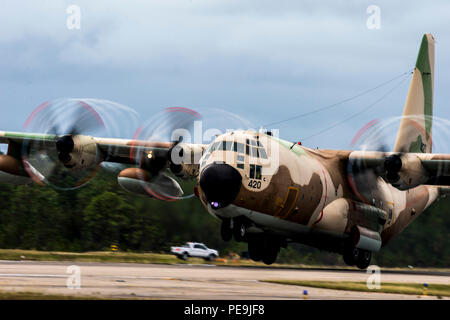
0 0 449 150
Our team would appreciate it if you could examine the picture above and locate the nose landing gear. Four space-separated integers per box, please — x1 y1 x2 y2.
233 218 247 242
220 217 248 242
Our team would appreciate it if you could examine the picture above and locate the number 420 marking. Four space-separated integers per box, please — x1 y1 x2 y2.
248 180 261 189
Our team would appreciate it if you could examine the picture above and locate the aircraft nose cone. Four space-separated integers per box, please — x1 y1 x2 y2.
199 163 242 209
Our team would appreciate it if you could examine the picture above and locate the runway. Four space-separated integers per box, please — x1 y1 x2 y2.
0 260 448 299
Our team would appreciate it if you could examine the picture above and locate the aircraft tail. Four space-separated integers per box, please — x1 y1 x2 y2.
394 33 435 153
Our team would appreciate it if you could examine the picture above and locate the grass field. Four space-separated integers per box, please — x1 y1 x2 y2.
0 249 448 273
0 248 271 267
263 280 450 297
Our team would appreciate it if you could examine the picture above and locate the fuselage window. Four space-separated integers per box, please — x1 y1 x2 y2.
246 144 250 155
250 164 255 178
237 155 245 162
237 163 244 169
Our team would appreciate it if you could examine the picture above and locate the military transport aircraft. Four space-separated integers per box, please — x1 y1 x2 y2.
0 34 447 269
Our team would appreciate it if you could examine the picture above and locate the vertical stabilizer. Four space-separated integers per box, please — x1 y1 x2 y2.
394 34 434 153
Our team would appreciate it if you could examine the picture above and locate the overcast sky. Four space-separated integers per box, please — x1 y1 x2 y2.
1 0 449 150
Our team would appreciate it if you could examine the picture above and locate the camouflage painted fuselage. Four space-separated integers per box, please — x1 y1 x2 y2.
197 131 439 253
197 34 441 254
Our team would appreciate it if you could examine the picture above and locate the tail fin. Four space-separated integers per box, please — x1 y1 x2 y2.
394 33 435 153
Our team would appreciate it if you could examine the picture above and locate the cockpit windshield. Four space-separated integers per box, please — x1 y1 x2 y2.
206 139 267 159
201 136 268 168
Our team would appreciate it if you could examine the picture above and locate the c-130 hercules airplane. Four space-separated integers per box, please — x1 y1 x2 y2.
0 34 447 268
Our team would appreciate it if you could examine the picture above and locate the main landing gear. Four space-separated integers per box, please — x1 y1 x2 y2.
220 217 282 265
247 234 281 265
343 244 372 269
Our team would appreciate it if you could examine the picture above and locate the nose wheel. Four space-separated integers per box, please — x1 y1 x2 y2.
233 219 247 242
220 217 249 242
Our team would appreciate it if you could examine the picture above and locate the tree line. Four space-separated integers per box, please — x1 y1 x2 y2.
0 167 448 267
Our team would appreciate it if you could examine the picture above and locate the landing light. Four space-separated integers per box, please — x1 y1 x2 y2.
211 201 219 208
147 151 153 159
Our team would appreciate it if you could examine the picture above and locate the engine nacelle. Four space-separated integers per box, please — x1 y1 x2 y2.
385 153 428 190
0 154 31 185
314 198 386 252
118 168 183 198
56 135 100 170
169 143 206 179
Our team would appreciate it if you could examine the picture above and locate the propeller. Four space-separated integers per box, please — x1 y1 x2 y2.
129 107 202 201
347 116 429 200
21 99 106 190
129 107 255 201
347 118 396 203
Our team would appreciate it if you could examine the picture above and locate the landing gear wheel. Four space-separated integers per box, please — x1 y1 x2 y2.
262 246 278 265
343 246 360 266
248 236 263 262
220 219 232 242
356 250 372 269
233 219 246 242
262 237 279 265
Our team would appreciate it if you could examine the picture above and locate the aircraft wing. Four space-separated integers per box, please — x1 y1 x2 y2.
0 131 174 165
0 130 210 199
348 150 450 190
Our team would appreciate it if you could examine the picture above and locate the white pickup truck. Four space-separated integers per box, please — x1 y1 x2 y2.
170 242 219 261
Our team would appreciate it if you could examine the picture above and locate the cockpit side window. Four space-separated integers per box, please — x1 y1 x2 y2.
258 148 268 159
208 141 219 153
233 142 244 153
243 138 268 159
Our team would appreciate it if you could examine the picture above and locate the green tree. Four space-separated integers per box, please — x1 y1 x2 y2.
82 191 133 250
